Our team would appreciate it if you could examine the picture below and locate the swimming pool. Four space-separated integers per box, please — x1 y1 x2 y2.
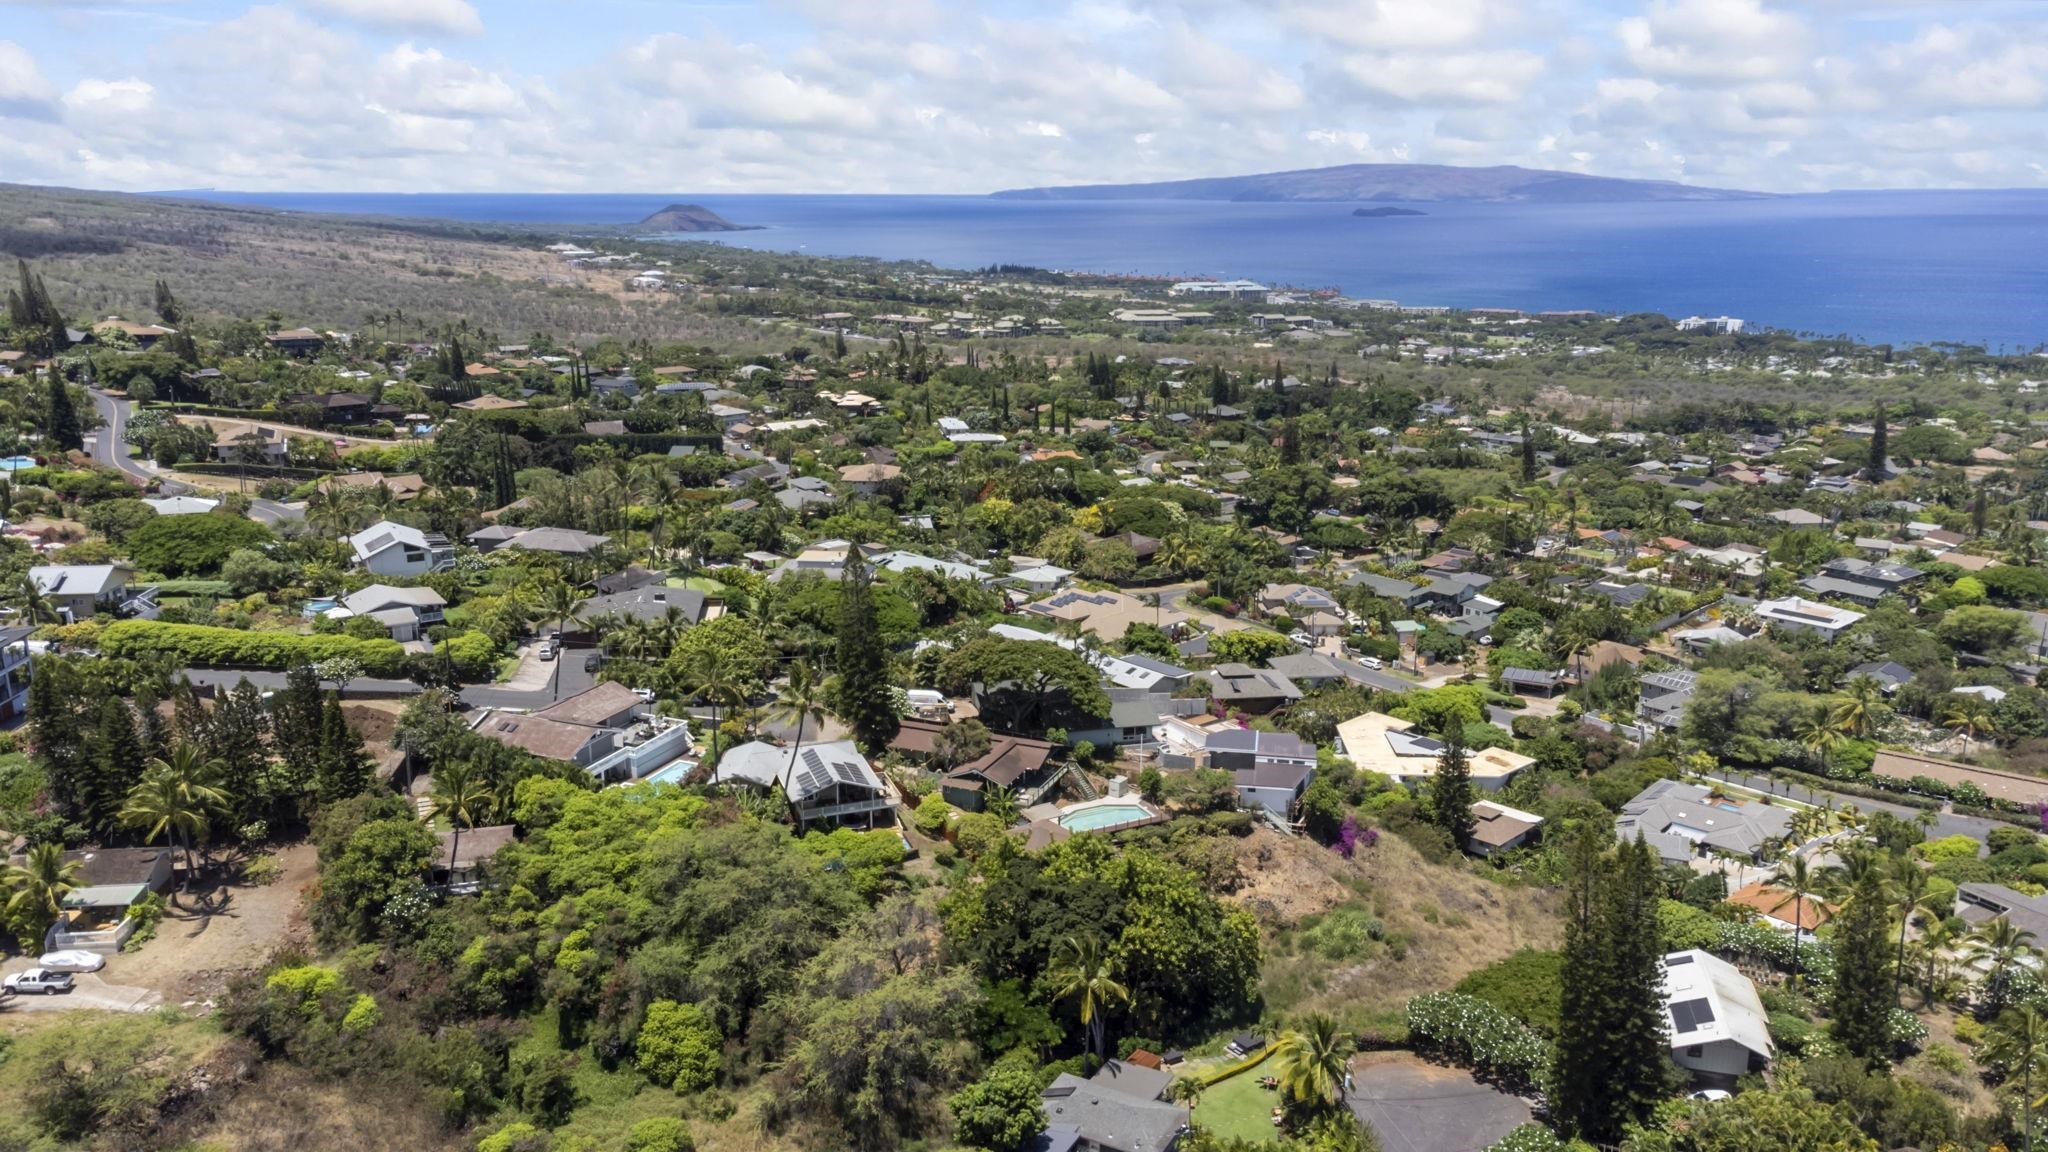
302 597 339 617
0 456 37 472
1058 803 1155 832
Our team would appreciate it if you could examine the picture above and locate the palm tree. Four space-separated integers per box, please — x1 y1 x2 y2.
982 784 1022 827
1971 919 2040 1011
766 658 831 774
1832 674 1886 738
3 842 82 940
7 573 58 625
118 743 228 888
431 760 497 884
1166 1076 1207 1108
1796 712 1844 771
1942 696 2000 756
1890 856 1936 1004
1157 535 1201 580
1271 1013 1352 1108
679 650 744 762
1775 854 1820 970
534 581 582 642
1048 934 1131 1065
1985 1005 2048 1152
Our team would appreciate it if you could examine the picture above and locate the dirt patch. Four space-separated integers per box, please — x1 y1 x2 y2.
108 842 319 1007
1230 826 1357 923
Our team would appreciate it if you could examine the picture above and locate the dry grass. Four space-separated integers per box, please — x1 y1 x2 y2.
1236 827 1562 1028
177 1063 468 1152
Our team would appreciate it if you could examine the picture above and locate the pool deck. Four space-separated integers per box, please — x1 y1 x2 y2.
1054 796 1168 834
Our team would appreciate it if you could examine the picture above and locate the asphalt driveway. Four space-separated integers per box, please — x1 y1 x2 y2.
1348 1054 1532 1152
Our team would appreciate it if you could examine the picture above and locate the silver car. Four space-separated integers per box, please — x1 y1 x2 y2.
38 950 106 973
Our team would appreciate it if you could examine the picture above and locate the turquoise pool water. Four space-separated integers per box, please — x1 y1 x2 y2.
302 597 339 617
1058 804 1152 832
0 456 38 471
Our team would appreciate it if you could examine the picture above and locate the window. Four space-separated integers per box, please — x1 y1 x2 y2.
1685 1045 1703 1058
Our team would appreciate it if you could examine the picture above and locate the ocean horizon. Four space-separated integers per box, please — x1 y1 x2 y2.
165 189 2048 352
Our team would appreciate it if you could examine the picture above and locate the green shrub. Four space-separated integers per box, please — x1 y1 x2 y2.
476 1122 550 1152
120 891 166 951
1916 835 1981 863
1300 905 1385 961
912 796 952 838
1404 992 1548 1090
1452 949 1564 1036
635 1000 721 1094
624 1117 694 1152
1487 1124 1571 1152
98 619 407 677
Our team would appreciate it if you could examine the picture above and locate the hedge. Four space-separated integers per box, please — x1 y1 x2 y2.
1404 992 1548 1091
98 620 407 677
1194 1046 1272 1087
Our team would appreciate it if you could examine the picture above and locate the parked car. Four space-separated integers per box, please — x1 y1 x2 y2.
3 968 76 995
1361 656 1384 670
1288 632 1314 648
538 638 557 661
37 950 105 973
584 652 603 673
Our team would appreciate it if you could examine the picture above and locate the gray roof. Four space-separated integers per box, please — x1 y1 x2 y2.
1348 572 1423 599
576 584 707 626
1617 779 1791 858
29 564 131 597
1041 1073 1188 1152
1848 661 1914 688
1207 728 1316 759
1959 883 2048 941
341 583 446 616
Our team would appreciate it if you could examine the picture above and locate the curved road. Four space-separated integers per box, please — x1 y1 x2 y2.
88 389 302 525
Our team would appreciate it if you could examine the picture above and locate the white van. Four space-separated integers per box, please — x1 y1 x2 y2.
904 689 952 713
1360 656 1384 670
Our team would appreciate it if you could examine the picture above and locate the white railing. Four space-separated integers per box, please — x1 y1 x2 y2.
586 719 694 780
796 796 896 822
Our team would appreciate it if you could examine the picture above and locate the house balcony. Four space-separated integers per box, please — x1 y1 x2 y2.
586 717 694 784
794 795 897 825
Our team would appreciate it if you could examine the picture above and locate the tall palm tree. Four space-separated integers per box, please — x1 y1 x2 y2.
431 760 497 884
1048 934 1131 1064
1985 1006 2048 1152
1889 856 1936 1004
534 581 582 641
1775 854 1820 971
680 650 744 762
1166 1076 1206 1107
1971 919 2040 1011
766 659 830 762
1157 535 1201 580
3 842 82 940
1271 1013 1353 1108
119 743 228 887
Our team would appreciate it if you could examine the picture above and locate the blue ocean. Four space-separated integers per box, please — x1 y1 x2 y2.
169 189 2048 351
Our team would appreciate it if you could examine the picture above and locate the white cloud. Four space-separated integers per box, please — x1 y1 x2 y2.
0 40 57 120
1618 0 1811 84
1336 49 1546 106
62 77 155 116
304 0 482 36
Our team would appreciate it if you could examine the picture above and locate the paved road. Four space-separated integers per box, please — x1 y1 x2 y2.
1716 767 2003 843
0 967 163 1014
460 650 598 711
88 389 301 524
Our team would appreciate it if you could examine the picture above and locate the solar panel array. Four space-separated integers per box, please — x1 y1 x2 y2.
1668 997 1715 1033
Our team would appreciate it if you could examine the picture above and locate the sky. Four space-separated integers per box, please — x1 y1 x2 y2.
1 0 2046 195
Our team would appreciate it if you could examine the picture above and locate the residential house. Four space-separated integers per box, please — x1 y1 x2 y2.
467 525 611 557
776 476 839 513
837 462 902 494
1346 571 1430 609
1468 800 1544 857
1616 779 1792 863
939 732 1061 811
1727 881 1835 934
451 394 529 413
264 328 325 356
1846 661 1914 693
39 847 176 951
1958 883 2048 941
1258 583 1341 618
1661 950 1773 1085
1037 1062 1189 1152
1333 712 1534 791
211 424 288 464
473 683 689 784
713 739 897 830
1799 557 1925 606
1204 730 1317 816
1008 564 1076 594
1637 669 1699 731
432 824 516 894
347 521 455 577
284 391 395 426
141 495 221 516
1021 589 1187 642
337 584 447 642
28 564 155 621
573 584 708 632
1201 663 1301 713
1753 596 1864 640
1498 667 1565 697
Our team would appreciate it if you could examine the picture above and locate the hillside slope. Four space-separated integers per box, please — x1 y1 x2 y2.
993 162 1766 203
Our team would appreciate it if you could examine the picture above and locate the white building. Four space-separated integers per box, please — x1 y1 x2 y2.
1676 315 1745 334
1333 712 1535 792
1660 950 1773 1084
347 521 455 577
1753 596 1865 640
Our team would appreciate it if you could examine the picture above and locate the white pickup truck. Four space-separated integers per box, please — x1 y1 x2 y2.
2 968 76 995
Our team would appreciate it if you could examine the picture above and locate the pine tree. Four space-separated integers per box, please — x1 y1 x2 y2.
1279 417 1301 466
1830 863 1895 1063
133 683 169 760
1210 366 1230 409
1552 831 1672 1143
205 679 275 834
1427 734 1476 846
1972 484 1988 538
1520 415 1537 484
314 694 374 803
44 377 82 451
81 697 144 839
1867 403 1889 480
152 278 181 325
834 548 900 757
833 328 847 359
271 664 326 798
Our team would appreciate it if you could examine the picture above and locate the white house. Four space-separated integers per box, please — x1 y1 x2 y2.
1753 596 1864 640
347 521 455 577
28 564 155 622
141 495 221 516
1660 950 1773 1084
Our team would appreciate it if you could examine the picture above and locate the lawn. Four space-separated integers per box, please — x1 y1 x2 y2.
1193 1063 1283 1145
669 575 726 594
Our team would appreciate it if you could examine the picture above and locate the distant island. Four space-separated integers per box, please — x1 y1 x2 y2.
636 203 755 232
1353 206 1428 218
993 162 1768 204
